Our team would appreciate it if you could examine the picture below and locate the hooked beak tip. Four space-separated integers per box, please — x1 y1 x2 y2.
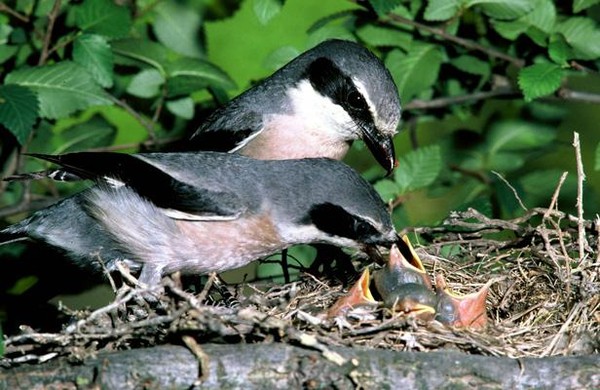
361 126 396 174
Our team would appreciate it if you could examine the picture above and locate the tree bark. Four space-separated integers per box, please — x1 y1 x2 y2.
1 343 598 389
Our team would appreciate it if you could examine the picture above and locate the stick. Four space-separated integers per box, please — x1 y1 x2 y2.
572 133 586 262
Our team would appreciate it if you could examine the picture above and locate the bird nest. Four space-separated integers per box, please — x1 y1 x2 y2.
2 204 598 367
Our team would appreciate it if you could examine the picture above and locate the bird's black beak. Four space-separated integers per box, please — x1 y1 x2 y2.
361 124 396 175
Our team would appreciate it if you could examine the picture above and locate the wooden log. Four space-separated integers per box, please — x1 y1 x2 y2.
1 343 598 389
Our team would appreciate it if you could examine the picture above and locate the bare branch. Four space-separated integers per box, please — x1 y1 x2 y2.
384 14 525 68
572 132 588 262
558 88 600 104
0 2 29 22
108 96 158 141
491 171 527 212
38 0 62 66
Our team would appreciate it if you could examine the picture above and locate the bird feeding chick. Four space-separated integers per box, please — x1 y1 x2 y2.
327 237 492 329
1 152 399 287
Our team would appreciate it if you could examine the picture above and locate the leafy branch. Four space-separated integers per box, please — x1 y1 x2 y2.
384 13 525 68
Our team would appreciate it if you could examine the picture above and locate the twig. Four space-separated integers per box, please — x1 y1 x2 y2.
542 302 584 356
0 2 29 22
108 95 157 141
182 335 210 383
405 87 517 110
449 164 490 184
197 272 218 303
384 14 525 68
569 61 598 74
64 286 153 334
543 172 568 219
596 215 600 264
491 171 527 212
46 33 78 59
38 0 62 66
405 86 600 111
572 133 587 262
150 84 168 132
559 88 600 104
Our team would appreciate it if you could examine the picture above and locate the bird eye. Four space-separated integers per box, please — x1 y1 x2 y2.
347 91 366 110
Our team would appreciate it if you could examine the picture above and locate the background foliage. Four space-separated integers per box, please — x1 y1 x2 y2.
1 0 600 303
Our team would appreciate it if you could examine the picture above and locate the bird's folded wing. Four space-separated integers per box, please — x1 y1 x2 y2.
28 152 246 220
189 110 263 152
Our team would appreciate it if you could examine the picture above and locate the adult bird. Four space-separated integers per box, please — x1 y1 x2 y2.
188 39 401 173
10 40 400 183
0 152 399 287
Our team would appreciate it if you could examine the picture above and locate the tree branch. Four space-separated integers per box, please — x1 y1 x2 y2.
405 86 600 111
405 86 518 110
558 88 600 104
0 2 29 22
384 14 525 68
108 96 158 141
38 0 62 66
1 344 598 388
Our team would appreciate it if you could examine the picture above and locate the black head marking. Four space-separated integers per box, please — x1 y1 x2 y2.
301 202 391 244
304 57 373 128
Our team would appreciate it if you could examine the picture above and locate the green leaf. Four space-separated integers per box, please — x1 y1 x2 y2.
166 58 236 97
556 17 600 60
55 116 116 153
356 25 412 50
0 85 39 144
450 55 491 78
518 63 563 101
466 0 534 20
252 0 283 25
204 0 351 95
486 120 556 154
548 35 571 65
306 25 356 48
573 0 600 13
126 69 165 98
263 46 300 71
0 45 18 65
424 0 461 21
153 2 203 58
6 275 38 295
439 243 463 258
522 0 555 33
490 0 554 39
491 19 528 39
596 142 600 171
5 62 111 119
520 169 576 200
386 44 444 103
73 34 114 88
166 97 195 119
0 22 12 44
112 39 168 75
368 0 403 16
487 151 525 171
75 0 132 39
394 145 442 193
374 179 400 203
